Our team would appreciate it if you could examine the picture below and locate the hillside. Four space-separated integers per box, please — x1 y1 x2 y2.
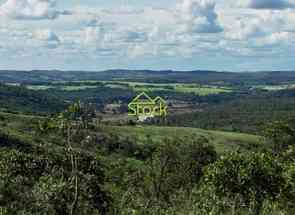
0 110 262 154
101 125 263 153
0 102 294 215
167 89 295 134
0 74 293 215
0 84 66 114
1 70 295 86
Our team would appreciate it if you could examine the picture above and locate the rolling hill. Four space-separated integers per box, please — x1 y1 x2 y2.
101 125 263 153
0 110 263 154
1 69 295 86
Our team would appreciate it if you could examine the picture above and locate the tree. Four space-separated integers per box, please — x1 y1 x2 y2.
0 101 111 215
281 162 295 213
203 152 284 215
116 137 217 213
56 101 97 215
0 148 111 214
263 120 295 154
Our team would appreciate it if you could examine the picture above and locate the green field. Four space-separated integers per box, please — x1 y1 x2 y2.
102 125 263 153
253 84 295 91
106 81 232 95
26 85 53 90
173 85 230 95
25 85 98 91
61 85 98 91
0 111 263 154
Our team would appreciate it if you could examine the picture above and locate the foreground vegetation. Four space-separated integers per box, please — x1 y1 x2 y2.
0 102 294 214
1 70 295 214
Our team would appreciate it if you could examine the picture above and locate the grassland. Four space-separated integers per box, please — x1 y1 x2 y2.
173 85 230 95
26 85 99 91
26 85 53 90
253 84 295 91
106 81 232 95
61 85 98 91
0 110 263 154
102 125 263 153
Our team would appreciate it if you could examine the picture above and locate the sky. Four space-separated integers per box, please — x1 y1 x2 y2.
0 0 295 72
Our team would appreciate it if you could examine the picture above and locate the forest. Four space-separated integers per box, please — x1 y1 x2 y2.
0 70 295 214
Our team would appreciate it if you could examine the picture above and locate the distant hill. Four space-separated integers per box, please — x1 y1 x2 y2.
0 70 295 85
0 84 66 114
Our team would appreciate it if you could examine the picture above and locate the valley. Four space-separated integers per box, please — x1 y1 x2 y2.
0 70 295 214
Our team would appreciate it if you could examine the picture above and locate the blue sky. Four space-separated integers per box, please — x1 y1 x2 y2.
0 0 295 72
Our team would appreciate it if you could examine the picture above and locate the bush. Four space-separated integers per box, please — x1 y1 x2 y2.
0 148 112 215
200 152 284 215
114 137 217 213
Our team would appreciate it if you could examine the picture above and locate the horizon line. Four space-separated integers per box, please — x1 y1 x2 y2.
0 69 294 74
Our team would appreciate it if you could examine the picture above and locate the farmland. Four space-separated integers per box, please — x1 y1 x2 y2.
23 81 233 96
253 84 295 91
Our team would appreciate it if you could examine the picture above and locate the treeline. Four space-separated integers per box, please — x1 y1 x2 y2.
0 84 66 114
166 89 295 134
0 84 136 114
45 87 136 107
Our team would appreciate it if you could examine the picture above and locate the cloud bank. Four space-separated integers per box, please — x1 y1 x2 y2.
0 0 61 20
0 0 294 71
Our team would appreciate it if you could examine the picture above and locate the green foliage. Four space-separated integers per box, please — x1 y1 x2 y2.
263 120 295 154
103 125 262 153
0 84 66 114
0 130 32 151
167 90 295 134
1 101 295 214
281 163 295 212
0 148 111 215
202 152 285 215
110 137 217 214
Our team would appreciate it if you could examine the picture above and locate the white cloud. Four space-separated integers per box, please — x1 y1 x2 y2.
176 0 223 33
53 0 224 59
84 26 103 45
0 0 294 71
127 43 157 58
255 31 291 46
0 0 60 20
225 18 265 40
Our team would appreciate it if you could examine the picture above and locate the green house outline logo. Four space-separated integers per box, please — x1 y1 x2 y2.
128 92 167 117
